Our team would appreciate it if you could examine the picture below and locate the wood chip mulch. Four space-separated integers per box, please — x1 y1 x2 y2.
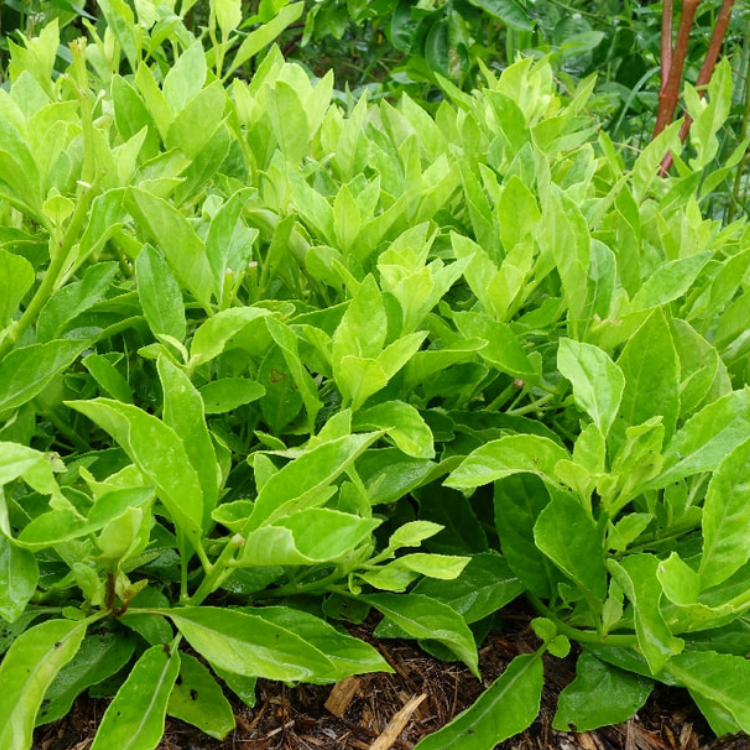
32 603 750 750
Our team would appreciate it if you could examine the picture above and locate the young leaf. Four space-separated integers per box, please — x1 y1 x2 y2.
83 354 134 403
168 607 336 681
238 509 379 566
414 652 544 750
135 244 186 342
553 651 653 732
558 338 625 437
66 399 204 549
244 432 380 531
614 308 680 445
199 378 265 413
89 644 180 750
157 356 219 527
446 434 569 489
0 618 89 750
126 188 213 311
352 401 434 459
189 306 270 368
453 311 536 380
655 389 750 488
167 653 235 740
534 491 607 603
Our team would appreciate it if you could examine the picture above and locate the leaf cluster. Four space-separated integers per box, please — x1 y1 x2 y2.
0 9 750 750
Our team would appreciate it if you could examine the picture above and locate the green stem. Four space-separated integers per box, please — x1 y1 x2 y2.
526 594 637 647
506 393 556 416
186 534 245 606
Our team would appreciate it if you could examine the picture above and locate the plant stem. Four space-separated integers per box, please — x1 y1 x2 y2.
660 0 736 174
661 0 674 92
526 594 637 648
653 0 702 141
186 534 245 606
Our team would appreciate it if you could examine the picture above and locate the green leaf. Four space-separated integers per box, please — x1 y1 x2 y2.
553 651 653 731
168 607 336 681
126 188 213 311
655 389 750 488
534 491 607 602
89 644 180 750
333 275 386 365
352 401 434 459
229 2 304 73
258 344 304 433
189 306 270 368
414 652 544 750
0 340 89 413
609 555 678 675
36 263 118 343
416 485 488 555
453 311 536 380
82 353 134 403
446 435 569 489
238 509 379 566
265 317 322 432
410 553 525 623
245 432 380 531
66 399 204 548
249 606 391 681
199 378 265 413
163 41 206 114
699 438 750 589
558 338 625 437
363 593 479 677
215 0 242 37
665 651 750 732
0 618 88 750
0 441 53 487
37 630 136 726
0 250 34 329
630 253 712 312
167 652 235 740
0 535 39 622
158 357 219 527
467 0 533 31
17 487 154 549
494 474 560 598
135 245 186 342
614 307 680 444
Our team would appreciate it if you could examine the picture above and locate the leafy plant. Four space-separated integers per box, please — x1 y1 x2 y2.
1 8 750 750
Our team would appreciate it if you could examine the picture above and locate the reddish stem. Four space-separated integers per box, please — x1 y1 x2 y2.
661 0 674 92
653 0 702 140
660 0 736 174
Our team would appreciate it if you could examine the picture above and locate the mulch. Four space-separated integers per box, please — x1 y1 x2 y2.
32 603 750 750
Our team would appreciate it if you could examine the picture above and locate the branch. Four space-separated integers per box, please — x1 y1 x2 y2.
661 0 674 92
660 0 736 174
653 0 702 140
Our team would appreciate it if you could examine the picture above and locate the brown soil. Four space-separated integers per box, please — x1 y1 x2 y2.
32 604 750 750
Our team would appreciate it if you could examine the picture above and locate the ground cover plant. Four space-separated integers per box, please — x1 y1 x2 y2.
1 3 750 749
